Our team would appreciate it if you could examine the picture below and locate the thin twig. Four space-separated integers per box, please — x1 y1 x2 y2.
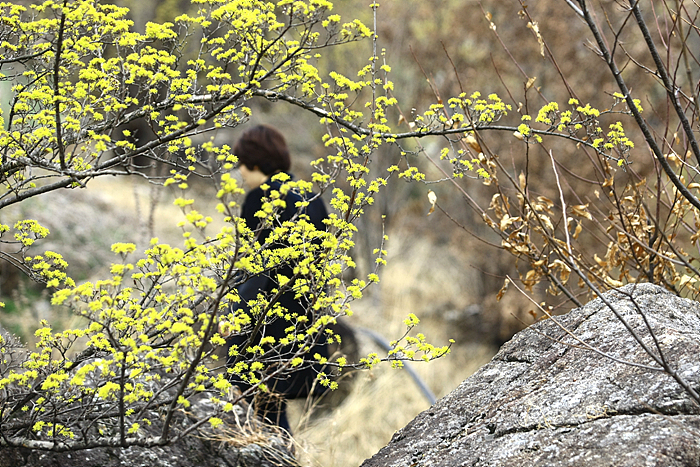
508 277 663 372
53 0 69 171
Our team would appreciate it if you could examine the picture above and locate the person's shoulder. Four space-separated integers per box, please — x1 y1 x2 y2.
306 192 328 219
244 185 265 203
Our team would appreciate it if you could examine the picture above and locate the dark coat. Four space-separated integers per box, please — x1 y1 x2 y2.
228 173 330 398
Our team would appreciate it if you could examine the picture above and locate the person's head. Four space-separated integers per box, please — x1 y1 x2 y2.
233 124 291 176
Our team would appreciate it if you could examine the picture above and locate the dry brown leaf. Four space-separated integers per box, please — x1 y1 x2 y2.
525 76 537 91
571 204 592 220
537 196 554 209
538 214 554 231
500 215 522 231
549 259 571 284
666 153 681 167
464 133 482 153
604 276 624 288
523 269 539 292
572 223 583 239
679 275 697 287
427 190 437 216
496 278 510 301
527 21 545 57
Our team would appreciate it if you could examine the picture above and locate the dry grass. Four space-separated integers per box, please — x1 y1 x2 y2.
289 344 492 467
287 219 497 467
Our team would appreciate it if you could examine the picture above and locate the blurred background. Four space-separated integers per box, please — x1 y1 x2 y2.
0 1 666 466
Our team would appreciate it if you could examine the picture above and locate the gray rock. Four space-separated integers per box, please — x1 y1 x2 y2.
361 283 700 467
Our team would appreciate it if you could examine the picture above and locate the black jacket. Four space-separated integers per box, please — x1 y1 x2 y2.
228 173 330 398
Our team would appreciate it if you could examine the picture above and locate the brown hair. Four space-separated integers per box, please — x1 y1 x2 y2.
233 125 291 175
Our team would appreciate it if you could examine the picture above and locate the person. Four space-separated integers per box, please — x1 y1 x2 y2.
225 124 329 432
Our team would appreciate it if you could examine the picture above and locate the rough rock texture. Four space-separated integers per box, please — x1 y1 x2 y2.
362 284 700 467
